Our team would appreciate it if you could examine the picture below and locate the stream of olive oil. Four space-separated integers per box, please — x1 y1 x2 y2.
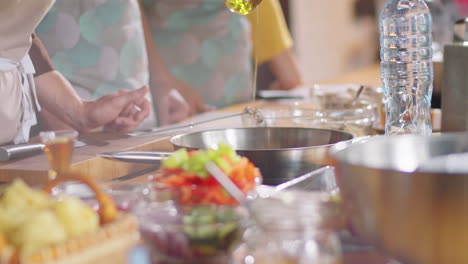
252 12 259 102
225 0 263 101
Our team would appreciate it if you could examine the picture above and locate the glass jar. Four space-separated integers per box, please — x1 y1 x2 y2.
40 130 78 180
132 197 247 264
234 191 342 264
290 98 378 135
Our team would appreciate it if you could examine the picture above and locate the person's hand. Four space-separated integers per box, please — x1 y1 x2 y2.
155 89 191 126
83 86 151 132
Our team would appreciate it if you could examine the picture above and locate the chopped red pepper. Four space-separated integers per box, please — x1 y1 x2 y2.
155 156 261 206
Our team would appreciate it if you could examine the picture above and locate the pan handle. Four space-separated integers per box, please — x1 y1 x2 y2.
97 151 172 164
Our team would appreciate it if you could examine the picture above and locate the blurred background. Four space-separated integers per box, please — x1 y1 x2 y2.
259 0 466 109
291 0 379 84
259 0 380 89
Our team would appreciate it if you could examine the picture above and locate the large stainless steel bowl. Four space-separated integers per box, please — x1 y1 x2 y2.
331 133 468 264
100 127 354 186
171 127 354 185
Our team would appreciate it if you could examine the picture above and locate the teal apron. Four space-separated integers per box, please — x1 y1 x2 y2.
142 0 253 108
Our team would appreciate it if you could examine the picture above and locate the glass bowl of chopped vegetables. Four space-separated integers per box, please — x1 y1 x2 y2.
152 143 262 206
133 144 260 263
134 201 246 264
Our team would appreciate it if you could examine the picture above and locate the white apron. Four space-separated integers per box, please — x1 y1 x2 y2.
0 0 55 145
0 56 40 144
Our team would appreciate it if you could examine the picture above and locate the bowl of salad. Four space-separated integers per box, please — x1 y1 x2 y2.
135 202 245 264
134 144 260 263
152 143 261 206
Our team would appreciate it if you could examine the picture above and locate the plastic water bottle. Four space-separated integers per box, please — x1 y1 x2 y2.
380 0 433 135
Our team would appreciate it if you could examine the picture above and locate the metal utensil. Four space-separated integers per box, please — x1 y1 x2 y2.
0 140 86 162
98 151 171 164
330 133 468 264
205 161 246 203
127 107 264 137
0 143 44 162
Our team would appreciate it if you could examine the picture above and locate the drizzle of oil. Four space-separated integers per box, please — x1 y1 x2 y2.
252 11 259 102
225 0 264 15
225 0 262 102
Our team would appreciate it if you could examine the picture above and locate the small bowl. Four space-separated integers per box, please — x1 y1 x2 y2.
291 98 378 128
134 201 246 264
242 99 378 136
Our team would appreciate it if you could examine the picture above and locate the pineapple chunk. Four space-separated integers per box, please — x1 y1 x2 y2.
1 180 52 211
0 206 33 234
11 210 67 258
0 179 102 258
53 197 99 237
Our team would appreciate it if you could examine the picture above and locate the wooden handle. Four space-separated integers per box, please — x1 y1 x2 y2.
43 173 118 225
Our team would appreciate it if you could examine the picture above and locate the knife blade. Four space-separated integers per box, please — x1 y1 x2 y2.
0 140 86 162
98 151 171 164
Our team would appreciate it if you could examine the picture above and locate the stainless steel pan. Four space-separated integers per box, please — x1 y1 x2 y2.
330 133 468 264
101 127 354 185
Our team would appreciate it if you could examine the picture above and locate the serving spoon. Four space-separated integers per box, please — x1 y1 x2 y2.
204 161 247 203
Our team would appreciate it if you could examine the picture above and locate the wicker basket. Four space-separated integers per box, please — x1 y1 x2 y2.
0 174 141 264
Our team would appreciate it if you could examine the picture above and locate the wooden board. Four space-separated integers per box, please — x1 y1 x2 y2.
0 132 175 185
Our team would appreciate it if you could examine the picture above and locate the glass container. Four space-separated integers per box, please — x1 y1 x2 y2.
241 99 378 137
290 98 378 136
134 200 247 264
40 130 78 180
234 191 342 264
130 174 250 264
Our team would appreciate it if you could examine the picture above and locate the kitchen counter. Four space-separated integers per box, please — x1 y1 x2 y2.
0 64 391 263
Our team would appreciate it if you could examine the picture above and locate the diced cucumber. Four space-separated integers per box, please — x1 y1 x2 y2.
190 206 213 217
183 225 197 237
162 143 242 180
196 170 209 179
218 222 238 240
183 215 195 225
216 208 237 222
195 225 217 240
162 148 189 168
214 157 232 174
196 214 217 224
